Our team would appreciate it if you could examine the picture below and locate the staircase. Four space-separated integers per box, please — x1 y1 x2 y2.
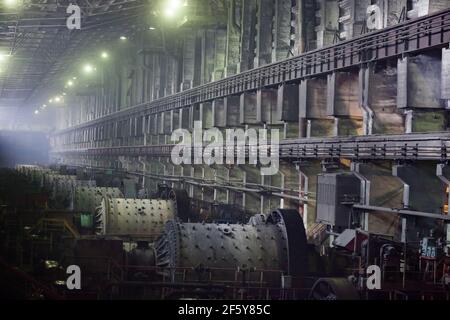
32 218 80 239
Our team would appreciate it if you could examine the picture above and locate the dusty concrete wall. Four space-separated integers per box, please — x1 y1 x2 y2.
368 63 405 134
404 54 443 109
356 162 404 239
303 77 335 137
331 72 364 136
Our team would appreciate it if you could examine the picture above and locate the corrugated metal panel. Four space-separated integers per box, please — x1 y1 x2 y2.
442 48 450 100
397 57 408 109
316 173 361 229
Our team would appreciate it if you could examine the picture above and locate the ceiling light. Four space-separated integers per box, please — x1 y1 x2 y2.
168 0 182 8
67 80 74 87
83 64 94 74
164 8 175 17
4 0 19 8
120 36 127 40
54 96 61 102
49 99 53 103
149 27 156 30
101 51 108 59
34 110 39 115
0 53 10 62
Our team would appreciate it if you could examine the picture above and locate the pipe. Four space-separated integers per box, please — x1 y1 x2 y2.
63 164 311 202
353 204 450 221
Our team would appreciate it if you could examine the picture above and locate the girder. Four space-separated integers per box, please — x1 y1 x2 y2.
52 132 450 162
54 8 450 136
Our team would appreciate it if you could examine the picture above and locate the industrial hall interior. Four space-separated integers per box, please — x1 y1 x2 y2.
1 0 450 301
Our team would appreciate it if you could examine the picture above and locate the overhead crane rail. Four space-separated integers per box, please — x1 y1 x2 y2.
52 132 450 161
54 8 450 136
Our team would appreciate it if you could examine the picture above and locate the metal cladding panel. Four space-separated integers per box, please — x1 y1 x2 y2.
442 48 450 100
240 92 258 124
407 54 443 109
277 83 300 122
316 173 361 228
397 57 408 109
316 174 337 226
299 81 307 119
326 73 336 116
305 77 329 119
224 95 240 126
335 174 361 228
212 99 226 127
395 54 443 110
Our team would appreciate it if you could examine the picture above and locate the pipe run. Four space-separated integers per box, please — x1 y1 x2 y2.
353 204 450 222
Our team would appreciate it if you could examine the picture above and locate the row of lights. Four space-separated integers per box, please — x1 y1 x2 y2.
35 95 64 114
35 50 111 114
3 0 46 115
4 0 185 13
33 0 185 115
4 1 43 114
